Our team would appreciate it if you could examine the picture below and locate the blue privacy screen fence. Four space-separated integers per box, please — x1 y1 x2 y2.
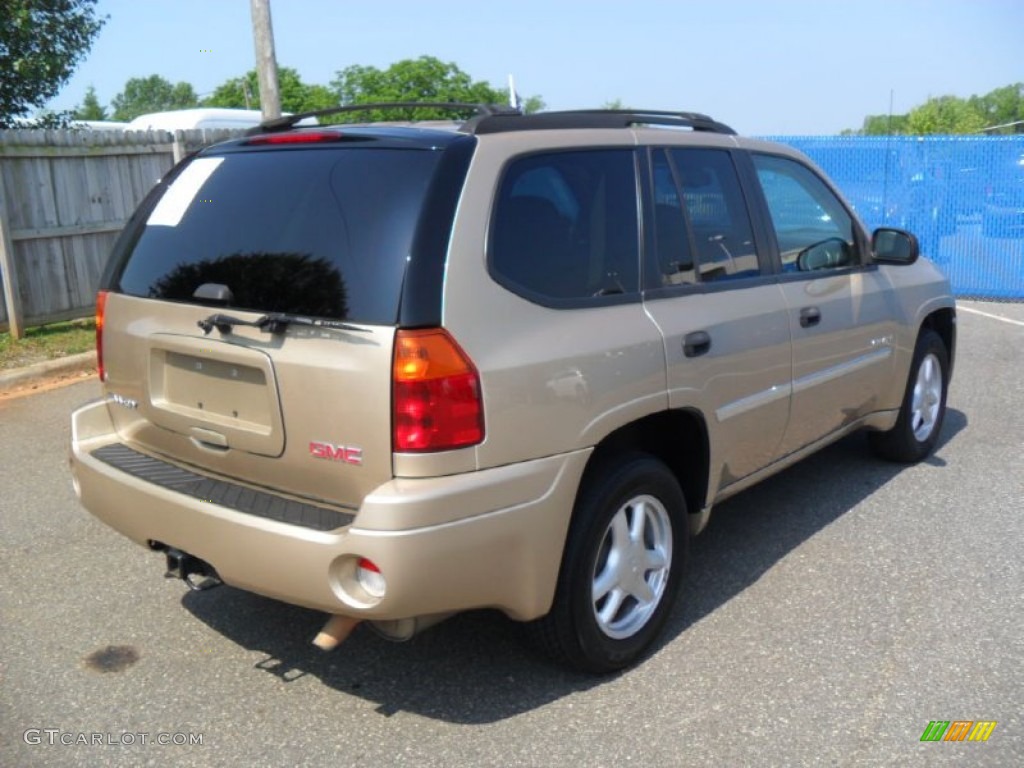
766 135 1024 300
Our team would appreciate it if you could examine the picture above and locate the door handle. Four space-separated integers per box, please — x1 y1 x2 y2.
799 307 821 328
683 330 712 358
189 427 229 452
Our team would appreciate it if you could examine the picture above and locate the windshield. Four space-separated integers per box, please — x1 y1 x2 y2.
114 147 442 324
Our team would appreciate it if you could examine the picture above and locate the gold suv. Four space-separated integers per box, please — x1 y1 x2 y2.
70 106 956 672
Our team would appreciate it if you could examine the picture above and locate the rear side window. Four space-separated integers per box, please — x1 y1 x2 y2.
114 148 441 324
668 148 760 282
490 149 639 303
651 150 697 286
646 148 761 286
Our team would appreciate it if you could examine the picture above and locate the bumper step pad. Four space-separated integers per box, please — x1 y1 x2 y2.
91 443 353 532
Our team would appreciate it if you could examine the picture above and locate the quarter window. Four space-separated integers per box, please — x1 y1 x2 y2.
490 150 639 302
753 154 859 273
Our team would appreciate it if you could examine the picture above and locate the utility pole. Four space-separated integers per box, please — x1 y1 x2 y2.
250 0 281 120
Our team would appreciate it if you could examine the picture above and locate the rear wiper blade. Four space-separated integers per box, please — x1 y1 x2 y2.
255 312 370 334
198 312 368 335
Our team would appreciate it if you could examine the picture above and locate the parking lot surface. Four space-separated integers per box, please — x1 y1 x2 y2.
1 300 1021 767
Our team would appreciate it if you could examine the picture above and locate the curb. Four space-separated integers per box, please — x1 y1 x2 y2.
0 351 97 391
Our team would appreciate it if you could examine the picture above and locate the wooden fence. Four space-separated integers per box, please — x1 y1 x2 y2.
0 128 244 337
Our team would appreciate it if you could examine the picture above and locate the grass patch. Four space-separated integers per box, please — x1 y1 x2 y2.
0 318 96 370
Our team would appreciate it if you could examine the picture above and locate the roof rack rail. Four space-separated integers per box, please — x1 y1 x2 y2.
463 109 736 136
250 102 519 134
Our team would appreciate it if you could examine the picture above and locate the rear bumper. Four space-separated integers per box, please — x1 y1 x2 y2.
71 400 589 620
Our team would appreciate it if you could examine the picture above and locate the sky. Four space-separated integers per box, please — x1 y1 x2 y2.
45 0 1024 135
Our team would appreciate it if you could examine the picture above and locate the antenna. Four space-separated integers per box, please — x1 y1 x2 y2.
508 74 522 112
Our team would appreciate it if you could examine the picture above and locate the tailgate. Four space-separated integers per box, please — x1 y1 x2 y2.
102 293 394 509
90 141 452 510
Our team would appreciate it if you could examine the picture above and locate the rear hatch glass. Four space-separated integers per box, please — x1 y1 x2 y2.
116 145 441 323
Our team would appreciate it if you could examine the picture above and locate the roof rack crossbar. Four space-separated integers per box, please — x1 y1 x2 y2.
252 102 519 134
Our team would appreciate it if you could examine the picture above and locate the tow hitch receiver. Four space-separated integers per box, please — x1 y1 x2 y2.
164 547 222 591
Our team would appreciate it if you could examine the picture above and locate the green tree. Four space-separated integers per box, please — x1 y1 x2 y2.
521 95 545 114
970 83 1023 131
329 56 542 121
110 75 199 121
0 0 106 127
841 113 910 136
73 84 107 120
905 95 985 135
602 98 628 110
843 84 1024 135
204 67 336 114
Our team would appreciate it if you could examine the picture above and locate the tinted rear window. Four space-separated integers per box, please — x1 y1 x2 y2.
115 147 441 324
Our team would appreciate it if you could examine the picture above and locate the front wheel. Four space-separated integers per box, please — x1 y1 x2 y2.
526 453 688 673
869 329 949 462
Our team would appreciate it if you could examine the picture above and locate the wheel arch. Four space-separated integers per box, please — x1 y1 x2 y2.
919 306 957 378
581 409 710 533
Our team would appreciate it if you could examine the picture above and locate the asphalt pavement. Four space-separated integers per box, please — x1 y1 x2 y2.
1 300 1021 767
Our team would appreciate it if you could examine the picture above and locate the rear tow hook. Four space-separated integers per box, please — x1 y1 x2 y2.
164 548 223 591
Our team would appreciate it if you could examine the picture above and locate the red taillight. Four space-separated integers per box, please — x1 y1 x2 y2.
95 290 108 382
392 329 484 452
245 131 343 145
357 557 380 573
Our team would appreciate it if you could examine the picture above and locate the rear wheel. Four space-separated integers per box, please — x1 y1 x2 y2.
869 329 949 462
527 453 688 673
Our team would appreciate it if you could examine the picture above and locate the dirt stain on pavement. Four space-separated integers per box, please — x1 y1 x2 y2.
84 645 140 673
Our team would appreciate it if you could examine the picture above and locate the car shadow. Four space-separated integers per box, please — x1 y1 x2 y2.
181 408 967 724
665 408 966 642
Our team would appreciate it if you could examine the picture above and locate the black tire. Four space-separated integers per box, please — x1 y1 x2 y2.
869 329 949 463
526 453 688 673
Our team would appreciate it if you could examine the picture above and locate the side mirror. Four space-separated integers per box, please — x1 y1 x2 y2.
872 227 919 265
